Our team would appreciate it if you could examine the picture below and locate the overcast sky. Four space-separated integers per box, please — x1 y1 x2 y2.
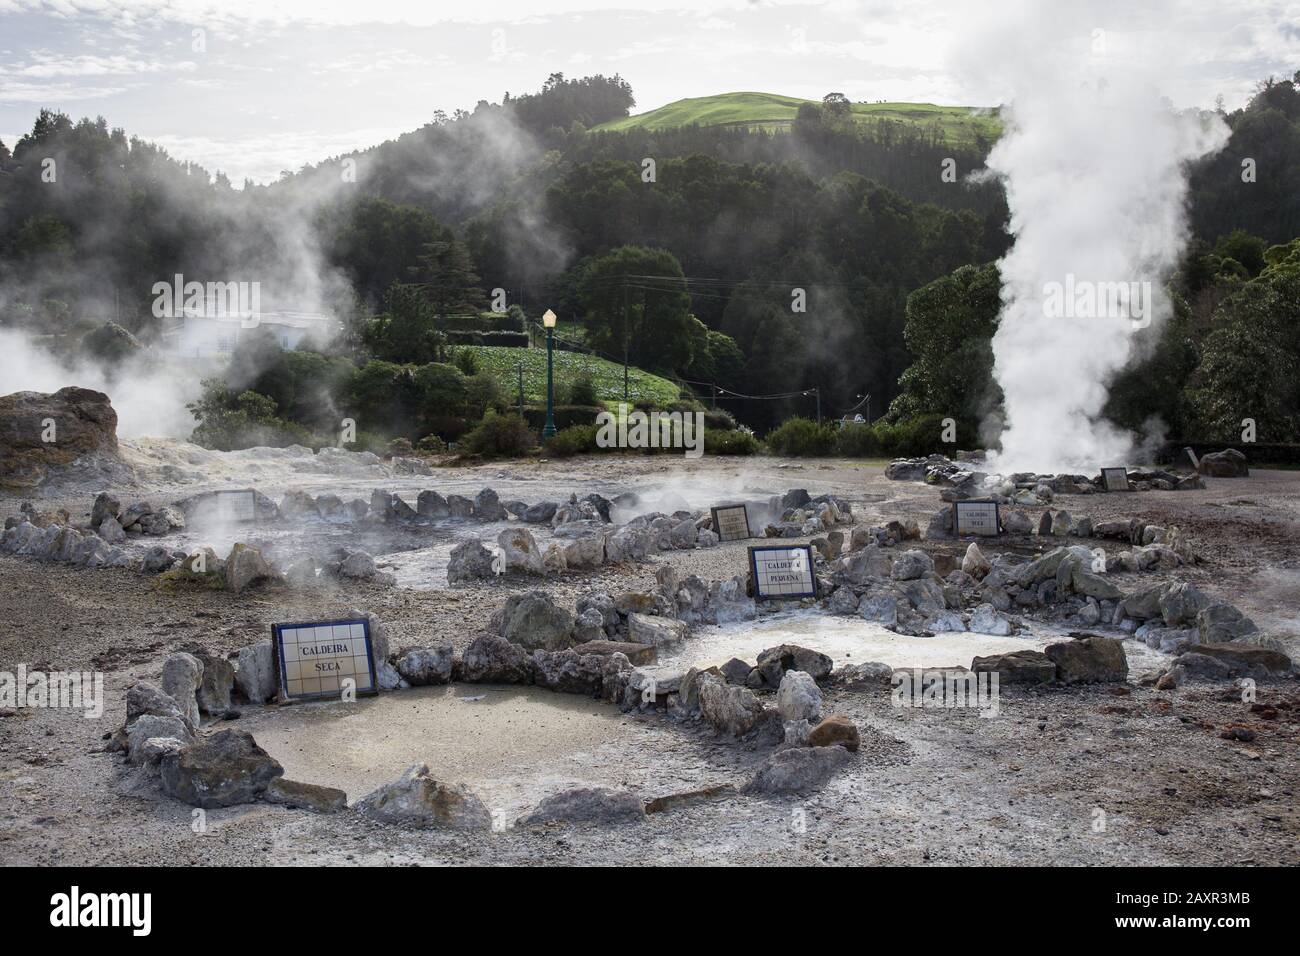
1 0 1296 184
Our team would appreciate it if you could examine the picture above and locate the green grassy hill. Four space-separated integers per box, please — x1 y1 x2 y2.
464 345 682 410
592 92 1000 145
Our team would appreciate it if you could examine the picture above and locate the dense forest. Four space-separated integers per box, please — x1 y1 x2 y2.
1 70 1298 451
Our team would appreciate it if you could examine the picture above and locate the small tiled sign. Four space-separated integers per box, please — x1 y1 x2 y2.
748 544 817 600
953 499 1001 536
272 618 377 702
711 504 752 542
213 488 257 523
1101 467 1131 492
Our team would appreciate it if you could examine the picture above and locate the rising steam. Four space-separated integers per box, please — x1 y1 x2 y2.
963 2 1230 472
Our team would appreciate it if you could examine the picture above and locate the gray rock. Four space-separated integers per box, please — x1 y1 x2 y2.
224 543 277 591
474 488 507 522
927 610 967 633
160 653 203 728
744 745 852 794
416 490 450 518
1044 636 1128 683
125 681 189 728
1197 603 1259 644
776 670 823 722
126 715 193 765
340 550 377 580
91 491 120 528
969 603 1013 636
562 534 606 568
396 646 454 685
456 634 533 684
627 612 689 646
264 777 347 813
498 527 544 574
522 501 558 524
858 595 899 627
518 787 645 826
755 644 833 687
970 650 1056 684
235 643 277 704
141 545 178 573
827 587 860 614
160 729 284 808
447 538 496 583
891 549 934 581
354 763 491 829
447 494 475 518
491 591 575 650
1002 511 1033 534
1159 582 1209 627
531 649 608 697
1198 448 1248 478
720 658 753 684
97 515 126 544
699 677 771 737
831 661 894 686
194 651 235 716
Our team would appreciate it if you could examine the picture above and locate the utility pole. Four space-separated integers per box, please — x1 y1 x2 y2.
622 279 630 403
517 363 524 414
711 384 717 410
815 387 822 426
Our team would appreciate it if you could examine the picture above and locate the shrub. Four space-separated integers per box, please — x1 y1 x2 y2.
703 408 737 430
187 379 312 451
704 428 760 456
545 424 600 457
832 423 881 458
452 347 480 376
876 413 977 458
521 404 605 431
764 417 837 457
564 372 600 407
415 433 448 454
387 437 414 457
460 411 536 458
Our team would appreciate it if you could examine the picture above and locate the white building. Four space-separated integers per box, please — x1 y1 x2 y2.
168 310 336 357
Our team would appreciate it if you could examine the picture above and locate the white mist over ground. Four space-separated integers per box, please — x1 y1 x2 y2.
0 328 202 439
959 2 1230 473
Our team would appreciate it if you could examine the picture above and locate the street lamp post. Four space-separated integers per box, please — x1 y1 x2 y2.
542 309 557 439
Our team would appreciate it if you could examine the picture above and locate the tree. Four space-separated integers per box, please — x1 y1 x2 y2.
577 245 694 374
365 283 450 365
411 238 487 318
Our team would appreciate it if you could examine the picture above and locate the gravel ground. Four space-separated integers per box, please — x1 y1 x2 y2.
1 452 1297 866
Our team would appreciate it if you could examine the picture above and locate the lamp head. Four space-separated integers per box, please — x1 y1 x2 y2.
542 309 557 328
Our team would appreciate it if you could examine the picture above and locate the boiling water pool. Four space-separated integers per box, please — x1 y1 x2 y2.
654 611 1166 674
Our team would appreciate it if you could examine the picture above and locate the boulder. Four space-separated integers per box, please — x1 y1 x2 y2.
1198 448 1248 478
447 538 496 583
1043 636 1128 684
1197 604 1259 644
627 612 689 646
858 595 899 627
194 651 235 716
562 534 605 569
969 603 1013 636
395 646 454 686
807 715 860 752
498 528 544 574
1159 582 1209 627
530 649 609 697
339 549 378 580
699 679 771 737
491 591 574 650
831 661 894 686
264 778 347 813
354 763 491 830
0 387 120 488
1184 644 1293 676
456 634 533 684
160 652 203 728
447 494 475 518
572 640 656 666
962 543 991 578
416 490 450 518
96 515 126 545
891 549 934 581
776 670 823 722
522 501 558 524
224 543 278 592
754 644 833 687
91 491 120 528
720 657 754 684
518 787 645 826
234 643 278 704
744 745 852 794
125 681 190 728
474 488 507 522
126 715 193 765
160 729 284 808
970 650 1057 684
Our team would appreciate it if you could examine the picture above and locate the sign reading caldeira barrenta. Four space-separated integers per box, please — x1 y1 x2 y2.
273 618 377 702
